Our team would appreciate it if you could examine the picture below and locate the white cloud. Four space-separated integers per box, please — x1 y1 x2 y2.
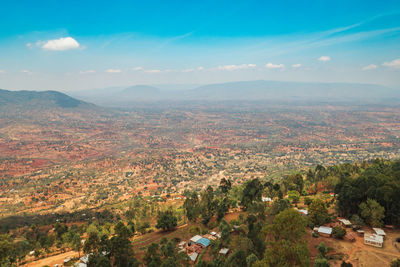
80 70 96 74
182 68 195 73
197 66 204 71
217 64 256 71
144 69 161 73
132 66 143 71
106 69 121 73
41 37 80 51
382 58 400 69
26 43 33 49
362 64 377 71
21 70 32 74
265 63 284 69
0 70 4 73
292 63 302 68
318 56 331 62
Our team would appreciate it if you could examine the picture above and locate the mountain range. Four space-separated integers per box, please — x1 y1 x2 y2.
70 80 400 107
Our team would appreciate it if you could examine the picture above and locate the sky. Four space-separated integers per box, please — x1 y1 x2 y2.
0 0 400 91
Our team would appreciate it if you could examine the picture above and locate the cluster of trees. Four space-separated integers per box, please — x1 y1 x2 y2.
334 159 400 226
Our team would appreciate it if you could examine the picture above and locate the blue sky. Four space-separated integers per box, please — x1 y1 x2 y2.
0 0 400 91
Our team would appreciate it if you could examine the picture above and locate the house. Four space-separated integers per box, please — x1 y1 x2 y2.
299 209 308 216
196 237 211 247
189 252 198 262
373 228 386 238
318 226 332 237
219 248 229 255
338 218 352 228
364 233 383 248
190 235 203 243
262 197 272 202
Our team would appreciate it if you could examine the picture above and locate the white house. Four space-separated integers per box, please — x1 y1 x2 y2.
364 233 383 248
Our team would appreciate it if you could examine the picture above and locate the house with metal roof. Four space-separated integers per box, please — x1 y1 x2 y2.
364 233 383 248
219 248 229 255
318 226 332 237
190 235 203 243
338 218 352 227
373 228 386 237
196 237 210 247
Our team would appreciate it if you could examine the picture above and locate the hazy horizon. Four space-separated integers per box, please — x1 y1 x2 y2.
1 0 400 92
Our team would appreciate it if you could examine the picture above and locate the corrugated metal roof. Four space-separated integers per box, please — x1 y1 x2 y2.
189 252 198 262
318 226 332 235
219 248 229 254
373 228 386 236
196 237 210 247
190 235 203 243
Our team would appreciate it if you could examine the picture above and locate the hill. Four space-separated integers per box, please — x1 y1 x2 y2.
0 89 90 110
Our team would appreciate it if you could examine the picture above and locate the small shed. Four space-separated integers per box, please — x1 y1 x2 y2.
364 234 383 248
339 219 352 228
318 226 332 237
373 228 386 237
189 252 198 262
299 209 308 216
357 230 365 236
219 248 229 255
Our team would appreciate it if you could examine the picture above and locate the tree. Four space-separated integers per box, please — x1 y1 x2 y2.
332 227 346 239
246 253 258 267
287 190 300 204
183 191 200 221
219 219 232 245
71 232 82 258
114 221 132 239
308 198 330 226
263 209 310 267
241 179 263 210
145 243 162 267
359 199 385 227
88 254 111 267
350 214 364 230
270 199 291 215
317 242 327 258
0 234 14 266
391 259 400 267
84 232 100 254
219 178 232 194
341 261 353 267
314 257 330 267
156 210 177 231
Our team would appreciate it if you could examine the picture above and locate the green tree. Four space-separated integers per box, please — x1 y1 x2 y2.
332 227 346 239
219 178 232 194
359 199 385 227
88 254 111 267
314 257 330 267
391 259 400 267
308 198 330 226
287 190 300 204
241 179 263 210
263 208 310 267
156 210 178 231
183 191 200 221
0 234 14 266
71 232 82 258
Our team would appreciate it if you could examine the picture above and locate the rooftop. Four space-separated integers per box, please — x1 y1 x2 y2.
365 233 383 243
373 228 386 236
189 252 198 262
190 235 203 243
196 237 211 247
318 226 332 235
219 248 229 255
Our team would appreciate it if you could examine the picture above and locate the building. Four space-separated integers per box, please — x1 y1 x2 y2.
373 228 386 238
299 209 308 216
338 218 352 228
189 252 198 262
219 248 229 256
318 226 333 237
364 234 383 248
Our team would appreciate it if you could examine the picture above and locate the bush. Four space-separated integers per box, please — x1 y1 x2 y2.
332 227 346 239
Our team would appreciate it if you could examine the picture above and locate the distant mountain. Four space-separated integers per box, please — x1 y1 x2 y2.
70 80 400 107
0 89 89 109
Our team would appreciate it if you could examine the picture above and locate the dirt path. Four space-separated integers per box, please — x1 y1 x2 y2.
22 250 79 267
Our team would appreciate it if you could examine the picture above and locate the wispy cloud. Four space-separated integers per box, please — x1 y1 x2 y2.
41 37 80 51
0 70 5 73
265 63 284 69
80 70 96 74
144 69 161 73
132 66 144 71
362 64 378 70
106 69 121 73
292 63 302 68
382 58 400 69
217 64 256 71
318 56 331 62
